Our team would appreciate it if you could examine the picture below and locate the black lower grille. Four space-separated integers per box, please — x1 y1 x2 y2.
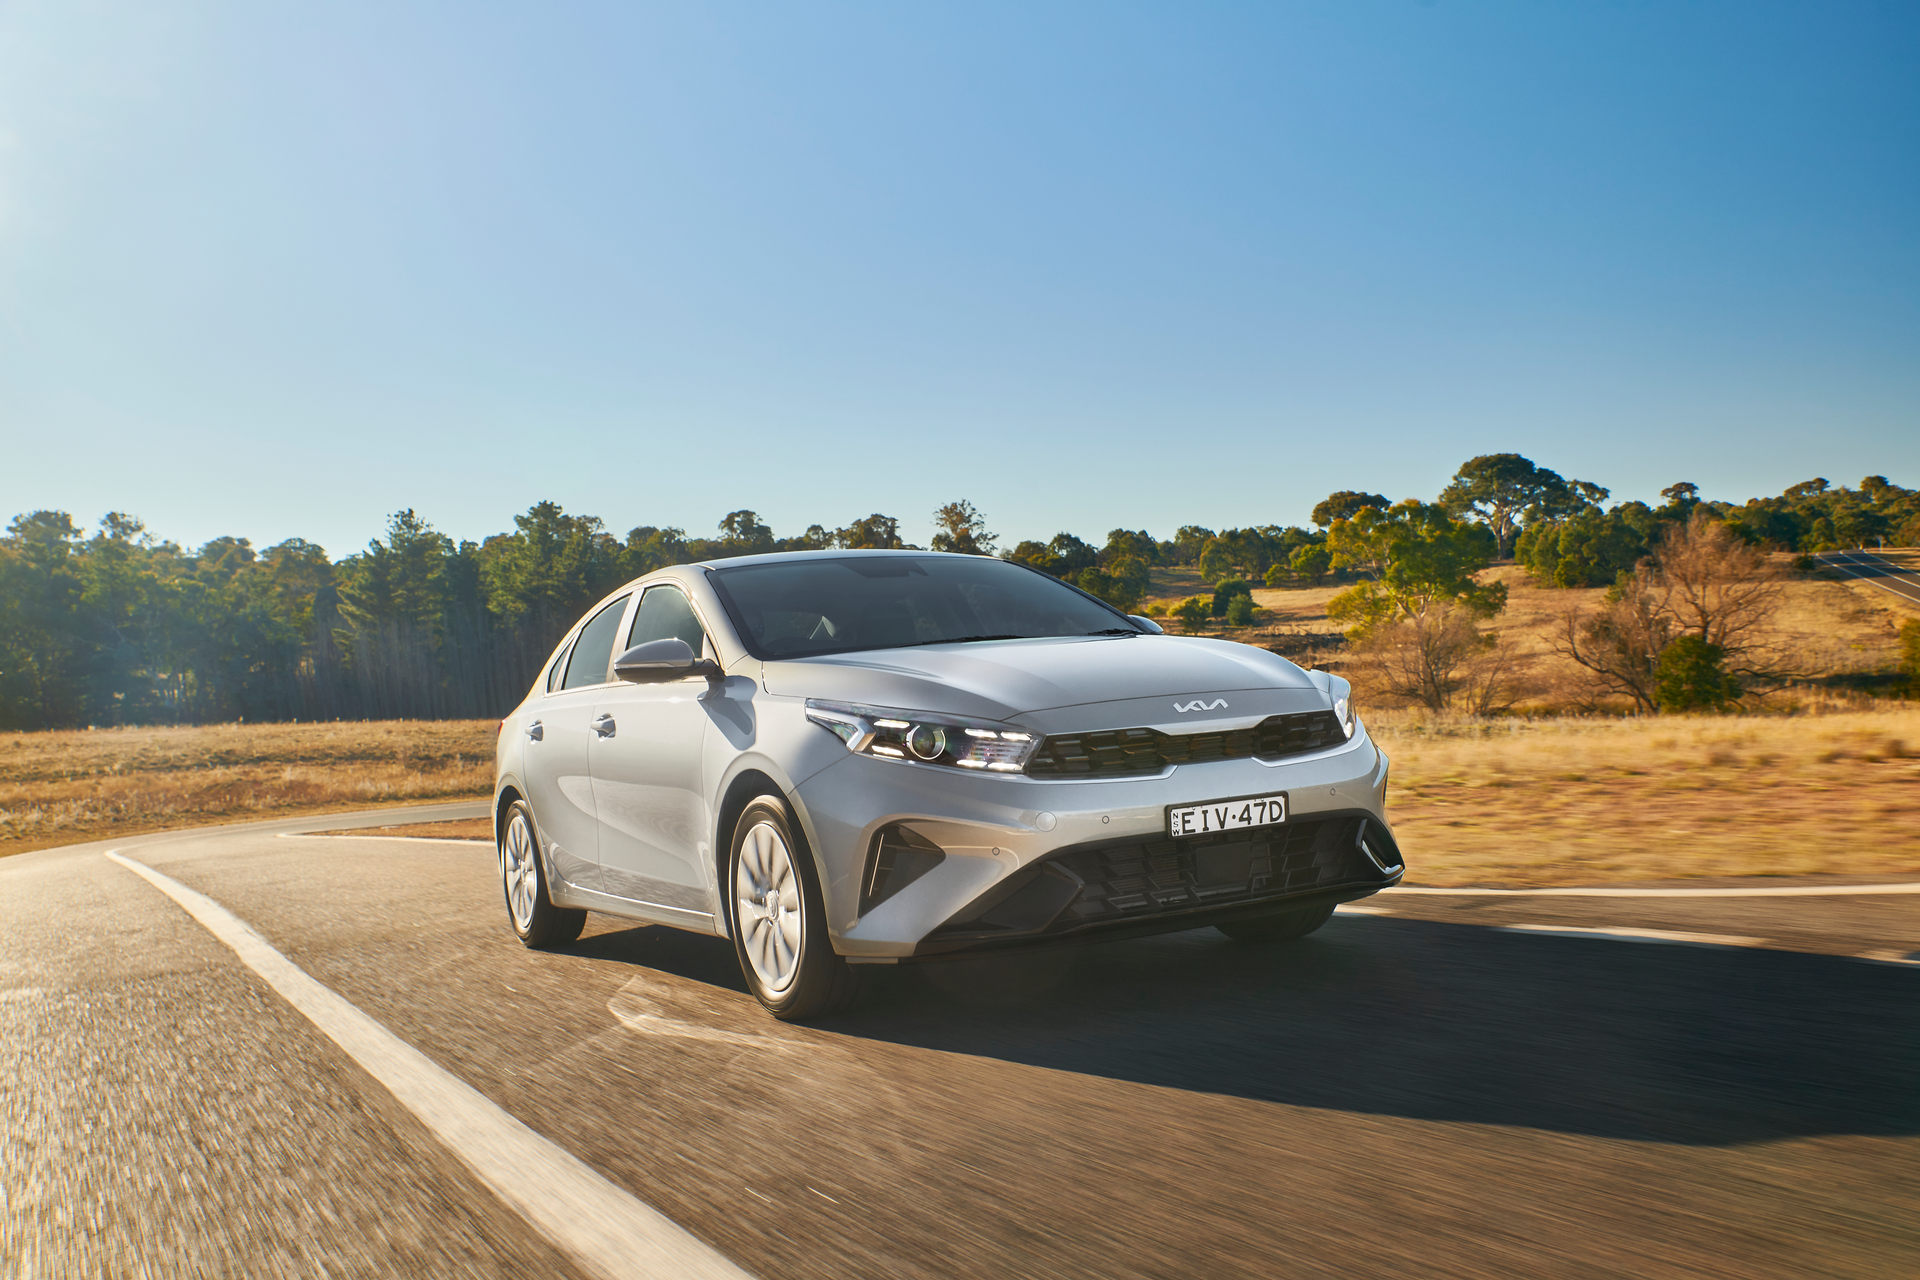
931 813 1398 945
1053 815 1381 926
1025 710 1347 778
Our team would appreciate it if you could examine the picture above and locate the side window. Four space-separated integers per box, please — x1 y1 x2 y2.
544 640 572 693
561 595 630 690
626 585 711 658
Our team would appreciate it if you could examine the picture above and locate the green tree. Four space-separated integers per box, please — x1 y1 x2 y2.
1224 594 1255 626
1438 454 1603 559
1325 502 1506 639
1101 529 1158 565
837 513 907 549
1287 543 1332 585
1311 490 1388 528
623 525 691 576
930 500 996 555
478 502 622 628
1170 526 1215 565
716 510 776 556
0 511 86 726
1515 503 1656 588
1075 558 1148 612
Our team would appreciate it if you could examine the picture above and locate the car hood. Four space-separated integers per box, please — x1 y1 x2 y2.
759 634 1331 734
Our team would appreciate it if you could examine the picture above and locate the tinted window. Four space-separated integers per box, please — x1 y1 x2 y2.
562 595 629 689
545 641 572 693
708 556 1134 659
627 585 709 657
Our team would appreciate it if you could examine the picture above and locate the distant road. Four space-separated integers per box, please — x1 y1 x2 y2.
4 809 1918 1278
1818 547 1920 609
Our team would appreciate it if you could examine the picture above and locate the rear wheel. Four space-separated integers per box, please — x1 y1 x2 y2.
1215 901 1335 944
500 800 586 948
728 796 860 1021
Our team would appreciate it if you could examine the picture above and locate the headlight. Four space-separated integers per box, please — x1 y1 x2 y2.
805 700 1038 773
1310 670 1357 739
1329 677 1357 738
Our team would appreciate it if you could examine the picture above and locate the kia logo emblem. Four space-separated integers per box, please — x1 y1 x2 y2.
1173 698 1228 713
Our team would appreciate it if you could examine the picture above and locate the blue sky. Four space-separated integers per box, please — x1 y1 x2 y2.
2 1 1915 557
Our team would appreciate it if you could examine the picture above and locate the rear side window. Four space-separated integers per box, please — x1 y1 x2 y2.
627 585 710 657
545 641 572 693
561 595 629 690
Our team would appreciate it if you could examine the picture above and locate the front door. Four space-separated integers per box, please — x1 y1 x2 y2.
524 593 631 893
590 583 717 915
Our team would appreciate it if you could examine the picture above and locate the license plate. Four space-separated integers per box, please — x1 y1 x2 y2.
1166 792 1288 839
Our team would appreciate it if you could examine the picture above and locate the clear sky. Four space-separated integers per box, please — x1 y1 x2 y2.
2 1 1915 558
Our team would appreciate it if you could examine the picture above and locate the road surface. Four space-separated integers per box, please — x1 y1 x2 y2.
1818 548 1920 611
5 805 1917 1278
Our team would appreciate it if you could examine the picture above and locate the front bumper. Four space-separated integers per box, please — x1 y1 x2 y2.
790 725 1397 959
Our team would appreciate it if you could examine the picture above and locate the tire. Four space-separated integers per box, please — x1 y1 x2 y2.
1215 901 1335 944
727 796 861 1021
499 799 586 948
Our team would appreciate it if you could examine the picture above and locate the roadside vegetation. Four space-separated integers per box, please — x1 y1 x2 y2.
4 458 1917 883
3 463 1916 731
4 710 1916 888
0 719 493 859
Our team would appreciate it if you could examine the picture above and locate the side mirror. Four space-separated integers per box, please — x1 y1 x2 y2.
1127 614 1165 635
613 638 724 685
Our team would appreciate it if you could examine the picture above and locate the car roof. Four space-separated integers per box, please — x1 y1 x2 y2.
691 548 974 571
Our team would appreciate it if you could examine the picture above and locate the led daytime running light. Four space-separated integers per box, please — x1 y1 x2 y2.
805 700 1039 773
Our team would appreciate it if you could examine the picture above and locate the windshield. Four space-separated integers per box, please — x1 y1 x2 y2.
707 555 1138 659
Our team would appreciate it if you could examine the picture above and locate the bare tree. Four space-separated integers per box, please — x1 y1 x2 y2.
1560 512 1788 711
1349 603 1525 714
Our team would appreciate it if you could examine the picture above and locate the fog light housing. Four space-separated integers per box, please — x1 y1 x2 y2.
862 824 946 912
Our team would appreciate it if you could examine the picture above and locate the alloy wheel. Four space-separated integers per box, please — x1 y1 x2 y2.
734 820 803 994
503 810 538 931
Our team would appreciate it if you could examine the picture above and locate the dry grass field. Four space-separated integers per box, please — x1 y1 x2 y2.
7 708 1914 888
0 720 496 859
1369 706 1920 885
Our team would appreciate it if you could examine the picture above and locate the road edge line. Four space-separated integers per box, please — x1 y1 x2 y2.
1394 883 1920 898
103 849 752 1280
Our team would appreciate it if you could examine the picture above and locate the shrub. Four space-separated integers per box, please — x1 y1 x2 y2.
1210 578 1252 617
1224 594 1255 626
1901 619 1920 697
1171 596 1212 629
1655 635 1740 712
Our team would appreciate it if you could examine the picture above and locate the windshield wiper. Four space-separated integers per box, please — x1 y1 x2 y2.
898 633 1028 647
1083 627 1141 636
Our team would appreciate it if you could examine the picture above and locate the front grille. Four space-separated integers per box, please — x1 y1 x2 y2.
1025 710 1348 778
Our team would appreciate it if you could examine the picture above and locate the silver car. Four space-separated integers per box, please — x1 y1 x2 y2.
493 550 1403 1019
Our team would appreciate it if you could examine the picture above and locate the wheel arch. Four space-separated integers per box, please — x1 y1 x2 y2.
493 780 525 849
712 765 818 941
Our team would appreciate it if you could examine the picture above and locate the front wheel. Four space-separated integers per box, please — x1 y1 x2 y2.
728 797 860 1021
1215 901 1335 944
500 800 586 948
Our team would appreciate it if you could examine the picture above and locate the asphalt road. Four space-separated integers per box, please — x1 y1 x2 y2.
5 806 1918 1279
1818 548 1920 610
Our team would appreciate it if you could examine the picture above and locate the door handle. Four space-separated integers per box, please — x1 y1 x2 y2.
592 713 617 739
526 720 543 742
